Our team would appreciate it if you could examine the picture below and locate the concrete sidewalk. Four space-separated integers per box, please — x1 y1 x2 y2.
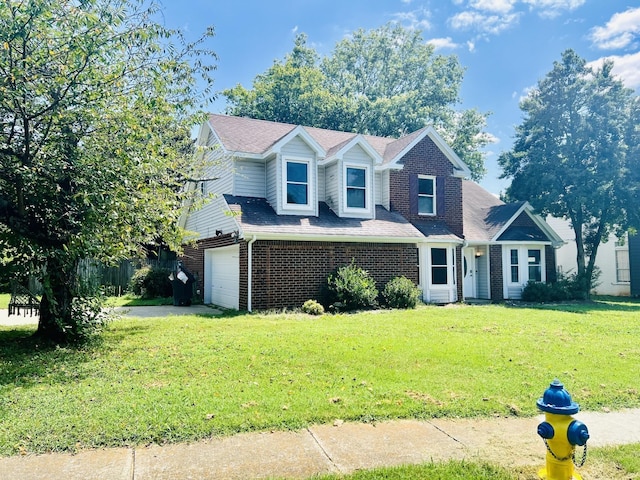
1 409 639 480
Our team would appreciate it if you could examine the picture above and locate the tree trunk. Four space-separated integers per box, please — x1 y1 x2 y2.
35 255 78 344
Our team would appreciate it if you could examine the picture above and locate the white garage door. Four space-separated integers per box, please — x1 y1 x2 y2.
204 245 240 309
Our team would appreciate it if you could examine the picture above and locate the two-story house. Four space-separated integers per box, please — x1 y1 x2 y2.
180 114 563 310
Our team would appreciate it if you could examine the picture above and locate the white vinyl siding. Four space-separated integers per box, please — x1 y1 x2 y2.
324 162 339 212
317 165 326 203
184 195 237 240
380 170 390 210
266 157 277 208
234 160 266 197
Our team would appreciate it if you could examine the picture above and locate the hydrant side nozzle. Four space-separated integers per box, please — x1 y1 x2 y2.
568 420 590 446
537 421 555 439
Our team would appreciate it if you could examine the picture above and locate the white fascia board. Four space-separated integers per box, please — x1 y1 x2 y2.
264 125 326 158
491 202 565 247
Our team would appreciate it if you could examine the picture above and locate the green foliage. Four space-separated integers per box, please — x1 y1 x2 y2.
129 266 172 299
301 299 325 316
327 261 379 311
0 0 216 342
522 269 602 302
382 276 421 309
499 49 639 298
223 27 490 180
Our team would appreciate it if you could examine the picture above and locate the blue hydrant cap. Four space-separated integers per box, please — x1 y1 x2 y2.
536 379 580 415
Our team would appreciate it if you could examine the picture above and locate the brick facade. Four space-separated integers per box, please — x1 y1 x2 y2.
489 245 504 302
247 240 418 310
389 136 463 237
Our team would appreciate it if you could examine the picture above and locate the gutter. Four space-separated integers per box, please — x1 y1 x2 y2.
246 235 257 312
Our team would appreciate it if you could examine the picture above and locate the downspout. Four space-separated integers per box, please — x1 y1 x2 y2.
247 235 257 312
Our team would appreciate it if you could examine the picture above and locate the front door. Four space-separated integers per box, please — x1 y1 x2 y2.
463 248 476 299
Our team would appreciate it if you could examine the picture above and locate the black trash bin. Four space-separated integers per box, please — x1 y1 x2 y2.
170 262 194 306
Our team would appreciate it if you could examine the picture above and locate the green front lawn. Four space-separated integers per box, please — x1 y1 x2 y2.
1 298 639 457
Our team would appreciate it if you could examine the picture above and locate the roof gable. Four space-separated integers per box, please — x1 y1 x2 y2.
462 180 562 245
381 127 471 178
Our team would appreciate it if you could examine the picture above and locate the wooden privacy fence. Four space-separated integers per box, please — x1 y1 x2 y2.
78 259 178 296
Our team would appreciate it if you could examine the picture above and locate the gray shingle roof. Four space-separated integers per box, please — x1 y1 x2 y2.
209 114 413 163
224 195 425 240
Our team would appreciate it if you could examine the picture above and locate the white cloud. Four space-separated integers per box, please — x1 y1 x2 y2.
449 10 520 35
467 40 476 52
471 0 517 14
427 37 459 50
590 7 640 51
588 51 640 90
392 8 431 30
522 0 585 18
291 25 299 35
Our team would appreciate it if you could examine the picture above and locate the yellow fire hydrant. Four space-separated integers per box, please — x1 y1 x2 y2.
537 379 589 480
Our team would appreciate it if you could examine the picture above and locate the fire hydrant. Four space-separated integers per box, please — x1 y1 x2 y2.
537 379 589 480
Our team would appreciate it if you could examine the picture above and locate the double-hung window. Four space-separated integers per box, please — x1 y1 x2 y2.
431 248 448 285
346 167 366 209
528 249 542 282
285 160 310 207
616 248 630 283
418 176 435 216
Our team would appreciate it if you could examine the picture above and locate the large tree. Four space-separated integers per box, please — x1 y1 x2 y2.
224 26 490 180
499 49 640 296
0 0 216 342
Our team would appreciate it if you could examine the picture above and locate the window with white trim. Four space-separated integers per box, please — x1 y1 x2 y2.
616 248 630 283
346 166 366 209
528 249 542 282
418 176 435 216
282 157 313 211
510 249 519 283
431 248 448 285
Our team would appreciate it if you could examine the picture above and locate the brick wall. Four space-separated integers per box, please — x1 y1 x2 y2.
489 245 504 302
389 136 463 236
250 240 419 310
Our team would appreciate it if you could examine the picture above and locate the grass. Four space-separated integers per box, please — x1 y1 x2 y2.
301 443 640 479
104 294 174 307
1 298 640 458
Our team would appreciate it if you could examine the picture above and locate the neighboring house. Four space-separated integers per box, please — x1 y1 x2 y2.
180 114 562 311
546 217 640 297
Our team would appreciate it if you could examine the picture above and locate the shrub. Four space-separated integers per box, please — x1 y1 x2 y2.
521 269 602 302
327 261 379 311
302 299 325 315
129 265 172 298
383 276 421 309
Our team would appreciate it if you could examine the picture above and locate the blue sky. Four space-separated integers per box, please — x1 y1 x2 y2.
160 0 640 195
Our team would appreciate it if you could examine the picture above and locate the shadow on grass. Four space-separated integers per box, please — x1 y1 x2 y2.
503 296 640 314
0 321 152 389
0 329 98 389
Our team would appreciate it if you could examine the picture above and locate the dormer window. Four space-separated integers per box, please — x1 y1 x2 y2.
286 161 308 204
342 162 372 216
418 175 436 216
282 156 314 213
346 167 366 208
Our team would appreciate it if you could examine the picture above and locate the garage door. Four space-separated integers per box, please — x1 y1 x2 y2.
204 245 239 309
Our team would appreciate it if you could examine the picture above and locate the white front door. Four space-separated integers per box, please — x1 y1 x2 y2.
463 248 476 299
